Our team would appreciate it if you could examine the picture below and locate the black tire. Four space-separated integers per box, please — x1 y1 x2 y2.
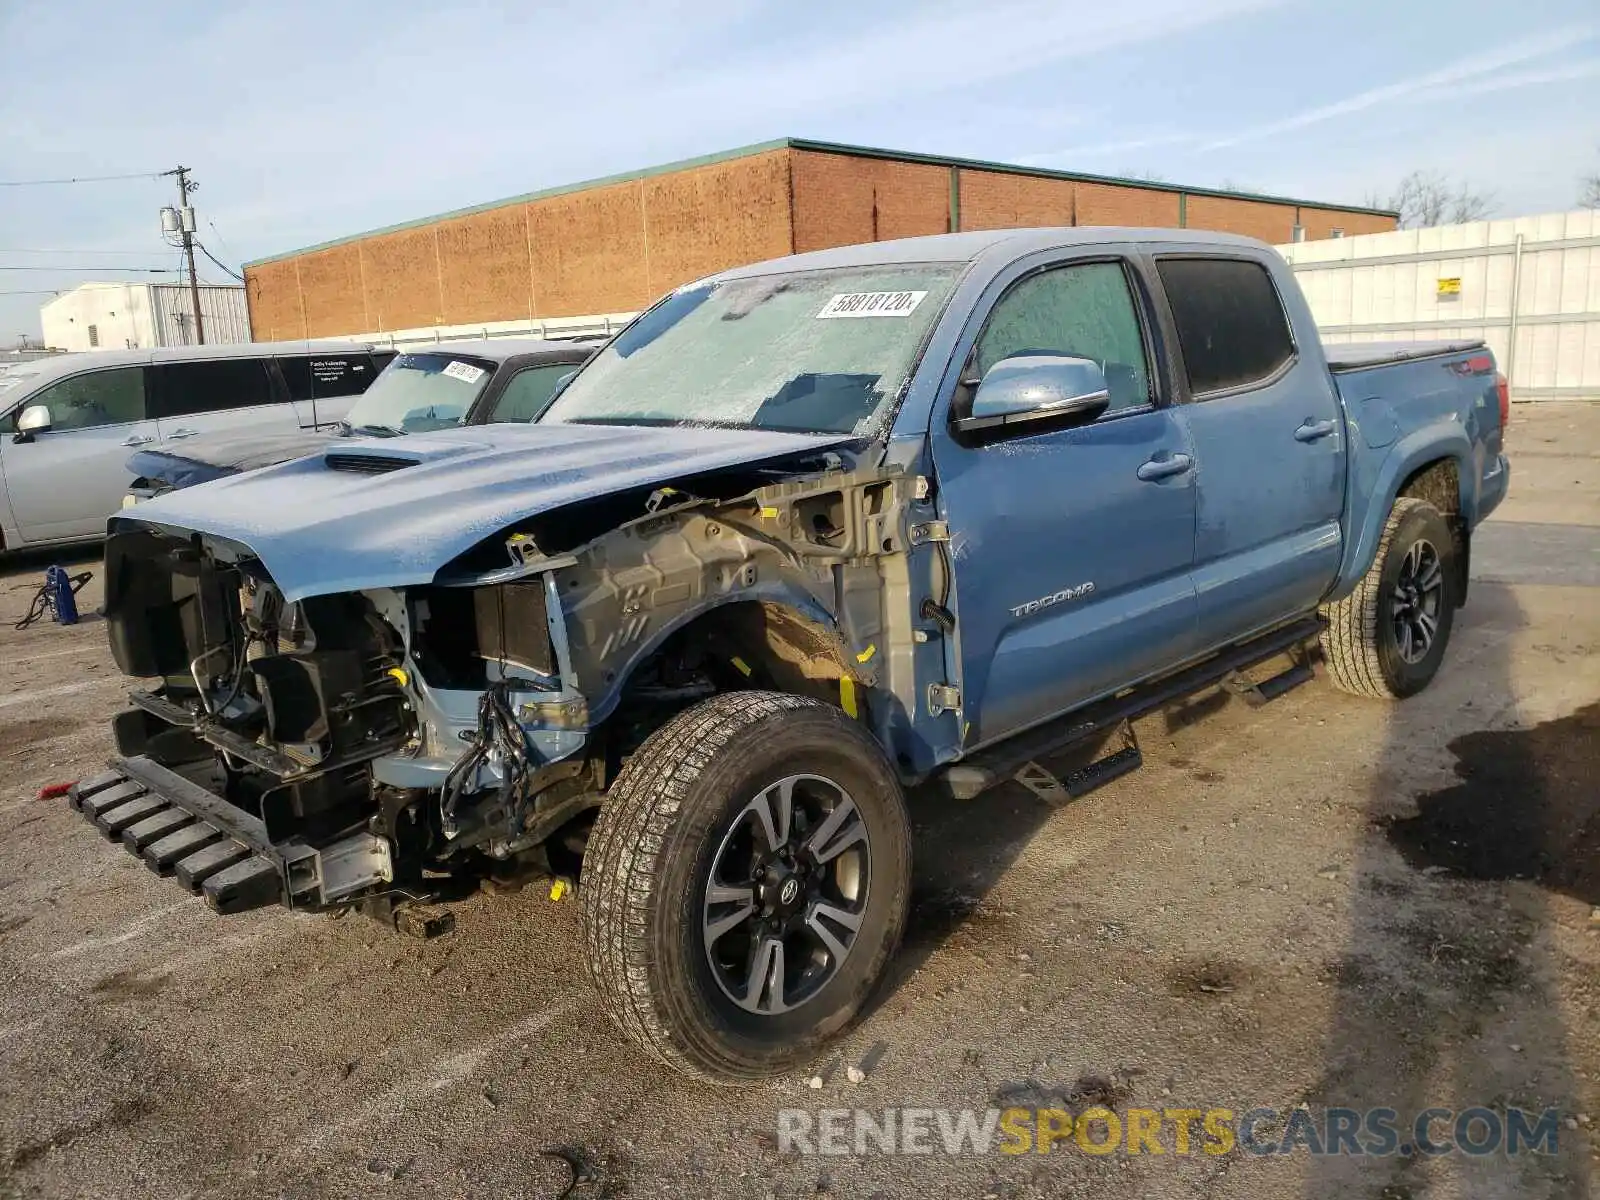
579 690 911 1083
1319 497 1457 699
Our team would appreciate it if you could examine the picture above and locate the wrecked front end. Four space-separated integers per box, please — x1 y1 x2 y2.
76 433 937 927
79 522 596 921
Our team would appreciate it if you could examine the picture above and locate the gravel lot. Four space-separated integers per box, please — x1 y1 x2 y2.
1 405 1596 1200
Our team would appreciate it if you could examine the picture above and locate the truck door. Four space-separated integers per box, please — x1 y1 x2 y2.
1 365 157 544
1154 255 1345 650
928 255 1198 749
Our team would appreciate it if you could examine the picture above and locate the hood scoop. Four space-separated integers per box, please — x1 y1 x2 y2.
324 452 418 475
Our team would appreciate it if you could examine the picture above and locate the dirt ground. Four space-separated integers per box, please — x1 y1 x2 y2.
0 404 1596 1200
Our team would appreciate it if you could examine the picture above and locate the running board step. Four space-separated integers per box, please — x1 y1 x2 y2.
1013 722 1143 805
1223 646 1314 707
941 617 1321 801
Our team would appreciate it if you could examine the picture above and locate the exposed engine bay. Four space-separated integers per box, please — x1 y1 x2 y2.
84 441 939 925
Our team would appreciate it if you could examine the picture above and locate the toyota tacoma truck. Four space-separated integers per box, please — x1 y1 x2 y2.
70 228 1510 1083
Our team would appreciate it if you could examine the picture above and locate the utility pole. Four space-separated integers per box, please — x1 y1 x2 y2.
164 166 205 345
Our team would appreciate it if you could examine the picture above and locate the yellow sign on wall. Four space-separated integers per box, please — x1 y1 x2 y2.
1438 277 1462 298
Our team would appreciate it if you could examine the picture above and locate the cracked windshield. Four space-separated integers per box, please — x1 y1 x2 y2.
541 264 961 435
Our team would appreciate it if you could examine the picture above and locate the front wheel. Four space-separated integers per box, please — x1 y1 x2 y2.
1320 497 1457 699
579 690 911 1083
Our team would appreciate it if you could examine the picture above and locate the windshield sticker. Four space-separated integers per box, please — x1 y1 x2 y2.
816 291 928 319
441 360 486 384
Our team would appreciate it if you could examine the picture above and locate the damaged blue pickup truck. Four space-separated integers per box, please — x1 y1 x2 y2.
72 227 1509 1082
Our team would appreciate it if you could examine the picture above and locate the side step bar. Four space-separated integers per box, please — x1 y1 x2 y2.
942 617 1320 801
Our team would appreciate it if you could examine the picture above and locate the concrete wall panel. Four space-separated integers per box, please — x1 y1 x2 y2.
642 150 792 291
360 227 442 331
791 151 948 252
1074 180 1182 228
957 170 1076 230
244 260 305 342
528 180 651 318
295 244 366 338
1185 194 1297 242
437 206 534 325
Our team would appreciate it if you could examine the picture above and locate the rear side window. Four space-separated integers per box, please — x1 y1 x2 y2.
278 353 382 401
1157 258 1296 395
484 363 576 423
152 358 276 418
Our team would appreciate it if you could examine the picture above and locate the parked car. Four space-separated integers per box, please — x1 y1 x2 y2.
75 227 1508 1083
123 338 599 499
0 341 394 550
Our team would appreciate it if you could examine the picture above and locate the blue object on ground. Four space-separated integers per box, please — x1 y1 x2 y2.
45 565 79 625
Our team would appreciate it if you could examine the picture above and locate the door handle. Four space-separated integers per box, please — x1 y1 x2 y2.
122 435 154 447
1294 418 1338 442
165 427 199 439
1136 453 1193 482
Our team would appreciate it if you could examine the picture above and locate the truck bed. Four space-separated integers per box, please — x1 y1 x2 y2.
1323 339 1486 372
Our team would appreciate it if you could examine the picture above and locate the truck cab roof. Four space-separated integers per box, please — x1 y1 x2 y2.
709 226 1272 282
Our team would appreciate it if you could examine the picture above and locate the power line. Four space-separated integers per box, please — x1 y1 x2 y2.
194 240 245 282
0 282 180 295
0 170 165 187
0 248 164 255
0 265 177 273
206 218 239 264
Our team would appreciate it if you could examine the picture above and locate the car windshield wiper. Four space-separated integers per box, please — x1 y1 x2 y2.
349 422 405 438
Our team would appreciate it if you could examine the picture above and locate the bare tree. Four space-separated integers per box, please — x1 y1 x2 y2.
1581 165 1600 209
1374 171 1496 228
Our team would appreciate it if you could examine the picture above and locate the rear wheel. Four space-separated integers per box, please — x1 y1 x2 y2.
579 690 910 1083
1320 497 1457 699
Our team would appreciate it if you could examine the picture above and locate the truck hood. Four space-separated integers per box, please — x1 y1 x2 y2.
114 422 858 601
129 429 338 490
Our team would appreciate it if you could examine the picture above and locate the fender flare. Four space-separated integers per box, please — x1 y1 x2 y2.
1327 421 1475 604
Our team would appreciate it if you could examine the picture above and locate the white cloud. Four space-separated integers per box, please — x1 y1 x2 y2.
1199 25 1598 150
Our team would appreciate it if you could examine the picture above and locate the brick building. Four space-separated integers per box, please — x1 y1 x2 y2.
243 138 1396 340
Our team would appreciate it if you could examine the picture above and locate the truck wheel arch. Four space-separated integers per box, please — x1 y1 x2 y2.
590 594 866 727
1329 424 1474 605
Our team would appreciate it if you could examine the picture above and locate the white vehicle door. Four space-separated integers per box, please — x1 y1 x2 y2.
149 357 296 445
1 365 158 544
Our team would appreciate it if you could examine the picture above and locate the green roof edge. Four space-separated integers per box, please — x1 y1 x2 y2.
787 138 1400 218
244 136 1397 269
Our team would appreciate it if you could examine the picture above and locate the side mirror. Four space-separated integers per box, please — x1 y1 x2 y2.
13 404 51 443
954 354 1110 435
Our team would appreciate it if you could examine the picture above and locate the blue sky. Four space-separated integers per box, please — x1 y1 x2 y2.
1 0 1596 341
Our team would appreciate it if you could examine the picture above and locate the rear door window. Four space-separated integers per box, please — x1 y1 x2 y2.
1156 258 1297 395
151 358 276 418
482 363 575 423
24 367 149 431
